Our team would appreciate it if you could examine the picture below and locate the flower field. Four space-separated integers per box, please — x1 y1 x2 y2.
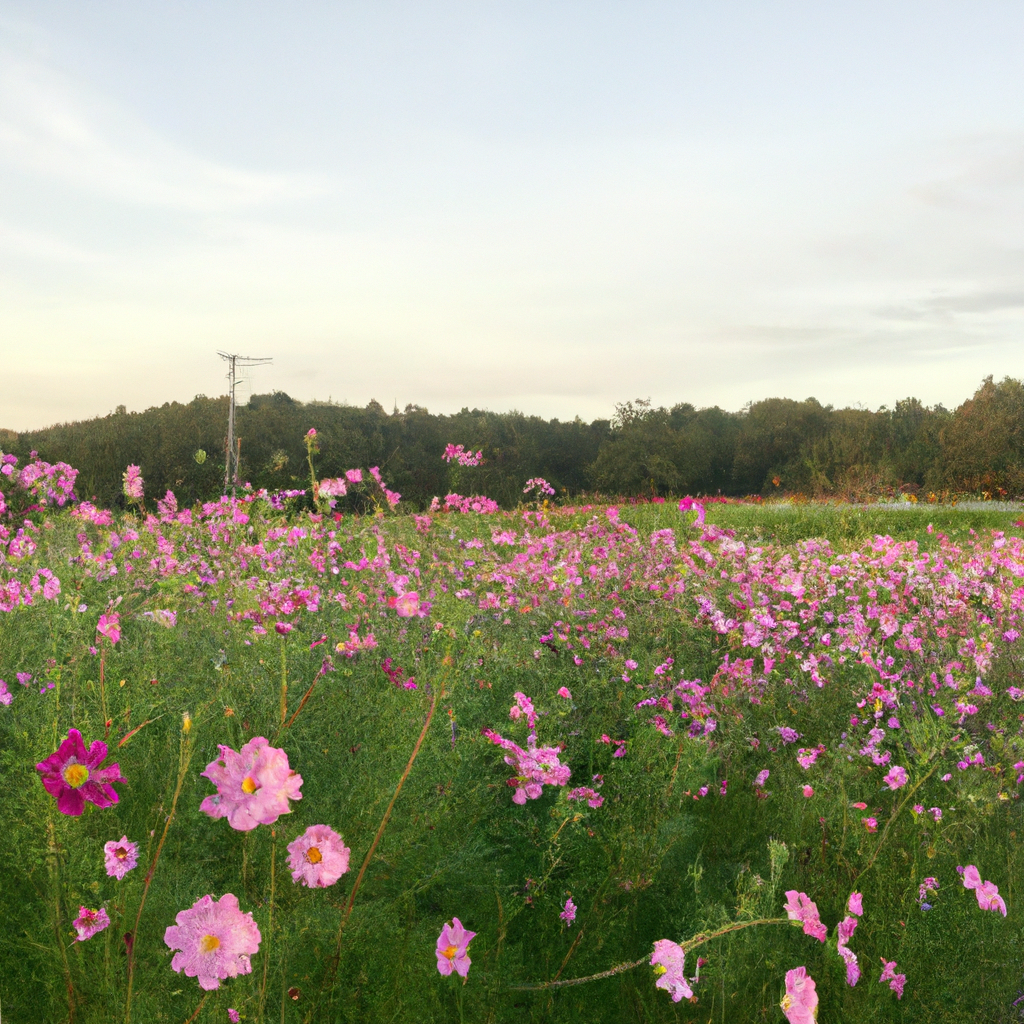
2 451 1024 1022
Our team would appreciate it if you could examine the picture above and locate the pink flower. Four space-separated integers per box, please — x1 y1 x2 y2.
0 680 12 706
836 915 858 946
122 464 144 502
802 785 814 798
560 897 577 925
883 765 908 789
72 906 110 942
389 591 421 618
557 687 572 699
36 728 125 816
286 825 350 888
650 939 693 1002
962 865 1007 915
879 958 906 999
847 892 863 916
436 918 475 977
228 1011 240 1023
200 737 303 831
97 612 121 644
754 769 770 787
780 966 817 1024
104 836 139 880
164 893 261 990
862 817 878 832
783 891 827 942
345 469 363 484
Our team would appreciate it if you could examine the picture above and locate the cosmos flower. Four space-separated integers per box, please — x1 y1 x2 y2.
104 836 139 880
435 918 475 978
879 958 906 999
557 687 572 699
780 966 817 1024
847 892 863 916
122 465 144 502
96 612 121 644
200 737 303 831
650 939 693 1002
73 906 110 942
882 765 908 790
961 865 1007 915
164 893 261 990
560 898 577 925
36 728 125 816
286 825 350 888
783 891 828 942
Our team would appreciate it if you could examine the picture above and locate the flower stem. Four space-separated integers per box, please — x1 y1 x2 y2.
259 830 277 1023
125 725 196 1024
508 917 789 991
279 638 288 726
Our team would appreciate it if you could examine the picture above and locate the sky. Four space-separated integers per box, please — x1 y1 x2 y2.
2 2 1024 431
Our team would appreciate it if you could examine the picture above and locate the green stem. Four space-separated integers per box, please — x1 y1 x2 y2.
279 639 288 727
259 831 277 1022
508 917 790 991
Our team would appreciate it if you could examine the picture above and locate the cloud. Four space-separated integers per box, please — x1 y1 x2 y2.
0 39 324 212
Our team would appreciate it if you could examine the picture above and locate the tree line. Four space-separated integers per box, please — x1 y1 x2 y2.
3 375 1024 509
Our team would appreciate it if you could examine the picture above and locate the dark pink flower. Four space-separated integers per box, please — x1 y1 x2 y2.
73 906 110 941
780 966 817 1023
164 893 261 990
436 918 475 977
228 1011 240 1023
883 765 908 789
286 825 350 888
560 897 577 925
96 612 121 644
783 891 827 942
200 737 303 831
847 892 863 916
104 836 139 880
651 939 692 1002
36 728 125 816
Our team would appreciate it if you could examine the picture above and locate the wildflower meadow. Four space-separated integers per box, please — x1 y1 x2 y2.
2 440 1024 1023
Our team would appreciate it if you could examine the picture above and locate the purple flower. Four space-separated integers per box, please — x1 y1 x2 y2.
560 897 577 925
72 906 110 942
104 836 139 880
36 728 125 816
754 769 770 788
436 918 475 977
650 939 692 1002
164 893 261 990
776 726 799 744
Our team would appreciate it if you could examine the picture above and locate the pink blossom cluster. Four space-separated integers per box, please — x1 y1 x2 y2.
523 477 555 496
430 493 501 514
443 443 484 466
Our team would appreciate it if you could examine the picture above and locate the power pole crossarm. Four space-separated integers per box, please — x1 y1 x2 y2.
217 351 272 497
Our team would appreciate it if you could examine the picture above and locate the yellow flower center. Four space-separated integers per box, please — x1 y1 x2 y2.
115 847 128 860
63 763 90 788
780 995 793 1011
306 846 322 865
653 964 667 977
241 776 259 794
442 944 458 960
199 934 220 954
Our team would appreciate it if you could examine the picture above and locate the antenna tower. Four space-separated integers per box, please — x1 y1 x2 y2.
218 351 272 496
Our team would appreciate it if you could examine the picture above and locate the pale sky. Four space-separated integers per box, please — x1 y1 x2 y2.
3 2 1024 431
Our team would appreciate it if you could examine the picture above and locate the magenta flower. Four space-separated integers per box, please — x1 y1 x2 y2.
783 891 827 942
780 966 817 1024
435 918 475 978
200 737 303 831
0 680 12 706
165 893 261 990
228 1011 240 1023
73 905 110 942
96 612 121 644
286 825 350 888
560 897 577 925
345 468 363 484
801 785 813 798
847 892 863 916
36 728 125 816
557 687 572 699
879 958 906 999
388 591 421 618
883 765 908 789
122 464 144 502
862 816 878 832
650 939 692 1002
104 836 139 880
838 943 860 986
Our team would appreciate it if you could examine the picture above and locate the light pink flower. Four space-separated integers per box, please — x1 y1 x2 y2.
122 464 144 501
36 728 125 816
96 612 121 644
780 966 817 1024
879 958 906 999
436 918 475 977
0 680 12 706
345 469 363 484
389 591 421 618
200 737 303 831
847 892 863 916
962 865 1007 915
104 836 139 880
73 906 110 941
286 825 350 888
883 765 908 789
651 939 692 1002
164 893 261 990
783 891 827 942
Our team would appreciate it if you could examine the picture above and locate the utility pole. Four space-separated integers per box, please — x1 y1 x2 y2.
218 351 272 497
